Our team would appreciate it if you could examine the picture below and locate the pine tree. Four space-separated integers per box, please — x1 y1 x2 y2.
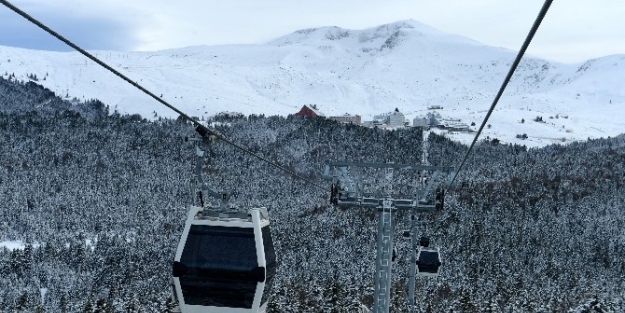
9 249 23 273
94 298 111 313
459 289 476 313
83 299 94 313
16 292 29 311
59 293 69 313
126 294 140 313
107 283 122 312
485 297 500 313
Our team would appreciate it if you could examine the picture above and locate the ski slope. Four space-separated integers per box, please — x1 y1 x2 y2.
1 20 623 148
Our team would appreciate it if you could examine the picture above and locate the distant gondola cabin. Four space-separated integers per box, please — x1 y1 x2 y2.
416 247 442 277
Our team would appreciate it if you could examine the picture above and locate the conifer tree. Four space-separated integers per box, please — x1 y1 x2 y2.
59 293 69 313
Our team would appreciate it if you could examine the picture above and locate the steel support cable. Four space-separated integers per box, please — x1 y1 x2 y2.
449 0 553 187
0 0 326 191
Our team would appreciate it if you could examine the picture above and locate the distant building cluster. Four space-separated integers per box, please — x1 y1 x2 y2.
295 105 361 125
292 105 470 131
413 112 470 131
215 111 245 119
367 110 408 128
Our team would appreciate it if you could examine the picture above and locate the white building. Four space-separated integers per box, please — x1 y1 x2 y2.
413 112 448 128
389 111 405 128
413 117 428 127
329 113 362 125
442 121 470 130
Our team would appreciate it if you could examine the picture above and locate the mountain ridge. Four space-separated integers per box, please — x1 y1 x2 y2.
0 20 623 147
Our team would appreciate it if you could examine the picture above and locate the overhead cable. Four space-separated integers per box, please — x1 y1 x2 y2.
449 0 553 187
0 0 326 191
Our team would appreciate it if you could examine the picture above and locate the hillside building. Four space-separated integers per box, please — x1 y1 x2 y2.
413 112 470 131
389 111 405 128
413 117 429 127
295 105 325 118
413 112 442 127
373 113 389 123
329 113 362 125
441 121 470 131
215 111 244 119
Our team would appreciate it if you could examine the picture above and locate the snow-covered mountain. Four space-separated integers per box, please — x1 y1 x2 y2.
1 20 623 147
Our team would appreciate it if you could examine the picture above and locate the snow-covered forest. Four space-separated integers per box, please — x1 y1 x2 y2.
1 76 624 312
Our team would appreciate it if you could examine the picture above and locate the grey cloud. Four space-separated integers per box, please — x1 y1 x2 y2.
0 10 139 51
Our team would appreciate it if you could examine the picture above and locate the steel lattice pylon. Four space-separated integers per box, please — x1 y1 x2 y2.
373 198 394 313
323 128 454 313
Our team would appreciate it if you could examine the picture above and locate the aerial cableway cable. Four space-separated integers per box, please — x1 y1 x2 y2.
449 0 553 187
0 0 326 191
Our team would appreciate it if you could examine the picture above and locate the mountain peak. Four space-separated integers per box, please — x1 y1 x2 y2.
372 19 441 35
268 19 475 50
268 26 351 46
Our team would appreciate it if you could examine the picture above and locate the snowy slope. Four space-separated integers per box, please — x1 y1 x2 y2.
0 20 623 148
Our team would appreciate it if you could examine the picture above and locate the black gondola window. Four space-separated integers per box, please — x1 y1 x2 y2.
179 225 259 308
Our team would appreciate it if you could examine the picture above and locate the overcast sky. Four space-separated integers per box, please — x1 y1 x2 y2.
1 0 624 63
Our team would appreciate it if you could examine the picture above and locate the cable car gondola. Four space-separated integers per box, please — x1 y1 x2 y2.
416 246 442 277
170 138 277 312
172 206 276 313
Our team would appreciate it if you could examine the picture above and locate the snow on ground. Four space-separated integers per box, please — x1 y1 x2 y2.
0 240 42 250
0 240 26 250
63 238 98 251
0 20 623 148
